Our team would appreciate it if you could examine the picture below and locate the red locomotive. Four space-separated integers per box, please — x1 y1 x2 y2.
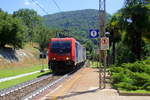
48 38 86 73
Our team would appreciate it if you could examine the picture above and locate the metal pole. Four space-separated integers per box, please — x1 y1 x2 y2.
99 0 106 89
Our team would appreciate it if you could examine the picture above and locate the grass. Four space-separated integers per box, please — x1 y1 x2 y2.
0 70 51 90
0 43 52 90
89 60 101 68
0 64 49 78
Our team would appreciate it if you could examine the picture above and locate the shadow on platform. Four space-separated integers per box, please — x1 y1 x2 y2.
58 88 99 99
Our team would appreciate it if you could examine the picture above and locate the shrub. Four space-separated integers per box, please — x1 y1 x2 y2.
109 67 124 73
132 73 150 88
110 58 150 91
143 82 150 91
111 72 128 84
115 42 136 65
122 61 150 74
114 82 137 90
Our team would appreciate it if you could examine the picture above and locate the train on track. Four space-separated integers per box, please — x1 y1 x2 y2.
48 38 86 73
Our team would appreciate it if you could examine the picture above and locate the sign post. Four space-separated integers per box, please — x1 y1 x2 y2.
89 29 100 73
99 0 107 89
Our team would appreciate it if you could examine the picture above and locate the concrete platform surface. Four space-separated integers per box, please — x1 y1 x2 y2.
37 68 150 100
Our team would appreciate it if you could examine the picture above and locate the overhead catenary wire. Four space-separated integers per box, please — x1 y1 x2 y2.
31 0 49 15
51 0 62 12
50 0 71 37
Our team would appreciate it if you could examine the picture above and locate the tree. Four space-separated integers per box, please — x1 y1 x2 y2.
124 0 150 6
13 9 42 42
107 0 150 64
35 25 56 52
121 0 150 60
0 10 26 48
107 12 122 64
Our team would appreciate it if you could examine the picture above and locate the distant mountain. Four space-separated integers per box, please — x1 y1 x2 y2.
43 9 111 44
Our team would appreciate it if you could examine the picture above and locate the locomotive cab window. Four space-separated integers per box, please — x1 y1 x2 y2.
51 41 71 54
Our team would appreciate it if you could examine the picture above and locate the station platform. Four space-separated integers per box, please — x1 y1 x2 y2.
37 67 150 100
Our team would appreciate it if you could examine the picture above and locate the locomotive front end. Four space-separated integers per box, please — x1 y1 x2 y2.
48 38 75 73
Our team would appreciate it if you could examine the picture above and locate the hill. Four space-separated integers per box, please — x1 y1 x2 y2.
43 9 111 44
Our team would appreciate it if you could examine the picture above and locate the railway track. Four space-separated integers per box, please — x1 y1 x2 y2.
0 73 59 100
0 62 88 100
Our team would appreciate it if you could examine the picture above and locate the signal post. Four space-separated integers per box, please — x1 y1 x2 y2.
99 0 108 89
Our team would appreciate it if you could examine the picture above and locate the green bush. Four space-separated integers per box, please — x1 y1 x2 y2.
142 42 150 58
110 66 133 76
132 73 150 88
115 42 136 65
109 67 124 73
111 72 127 84
110 58 150 91
114 82 137 90
122 61 150 74
143 57 150 65
143 82 150 91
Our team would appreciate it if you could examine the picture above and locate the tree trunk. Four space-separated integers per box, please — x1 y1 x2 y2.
136 32 142 60
111 30 116 64
112 42 116 64
132 32 142 60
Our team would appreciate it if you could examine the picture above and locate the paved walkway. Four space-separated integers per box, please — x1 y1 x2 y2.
38 68 150 100
0 69 48 83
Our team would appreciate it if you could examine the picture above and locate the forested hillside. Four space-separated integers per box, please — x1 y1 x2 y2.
44 9 111 44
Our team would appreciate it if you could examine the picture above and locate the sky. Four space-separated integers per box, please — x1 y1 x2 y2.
0 0 124 16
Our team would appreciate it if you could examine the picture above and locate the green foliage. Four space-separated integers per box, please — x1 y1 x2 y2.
122 62 150 74
142 42 150 57
85 40 94 53
13 9 43 42
0 10 26 48
107 12 122 43
110 66 125 73
143 82 150 91
107 0 150 64
124 0 150 7
35 25 56 51
0 8 55 50
132 73 150 88
0 64 48 78
111 73 126 83
113 41 150 65
110 58 150 91
0 70 50 90
89 61 100 68
120 3 150 60
115 82 138 90
115 42 135 64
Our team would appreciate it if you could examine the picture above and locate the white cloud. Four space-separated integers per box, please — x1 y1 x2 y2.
24 0 31 6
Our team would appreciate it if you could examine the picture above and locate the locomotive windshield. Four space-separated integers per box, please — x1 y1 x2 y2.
51 41 71 54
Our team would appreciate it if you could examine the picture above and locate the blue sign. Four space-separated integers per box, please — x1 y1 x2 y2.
89 29 100 38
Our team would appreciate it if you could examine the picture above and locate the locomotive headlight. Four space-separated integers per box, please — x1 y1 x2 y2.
52 57 56 60
66 57 70 60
